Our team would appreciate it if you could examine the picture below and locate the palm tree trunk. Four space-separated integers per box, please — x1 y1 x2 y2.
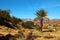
40 18 43 31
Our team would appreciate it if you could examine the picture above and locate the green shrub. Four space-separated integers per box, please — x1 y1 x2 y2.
22 21 34 29
9 37 16 40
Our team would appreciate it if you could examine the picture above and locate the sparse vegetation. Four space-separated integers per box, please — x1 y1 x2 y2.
0 9 22 29
22 21 34 29
0 9 60 40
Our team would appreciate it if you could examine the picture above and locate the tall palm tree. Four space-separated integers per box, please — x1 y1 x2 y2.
36 9 47 31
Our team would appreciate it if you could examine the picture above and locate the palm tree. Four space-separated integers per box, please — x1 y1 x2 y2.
36 9 47 31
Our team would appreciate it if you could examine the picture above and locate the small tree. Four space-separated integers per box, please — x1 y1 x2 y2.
36 9 47 31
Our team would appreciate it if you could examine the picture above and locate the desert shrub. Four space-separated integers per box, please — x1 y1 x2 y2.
14 31 26 40
43 26 49 29
33 25 40 30
0 9 23 29
33 31 43 37
54 27 60 31
48 29 54 32
43 29 54 32
9 37 16 40
44 34 54 39
22 21 34 29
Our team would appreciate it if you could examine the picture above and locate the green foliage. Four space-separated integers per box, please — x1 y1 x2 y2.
9 37 16 40
0 10 11 21
22 21 34 29
36 9 47 17
35 9 47 31
0 9 22 29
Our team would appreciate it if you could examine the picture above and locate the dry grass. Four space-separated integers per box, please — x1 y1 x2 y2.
1 25 60 40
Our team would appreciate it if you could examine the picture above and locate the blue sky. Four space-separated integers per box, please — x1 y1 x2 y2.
0 0 60 19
